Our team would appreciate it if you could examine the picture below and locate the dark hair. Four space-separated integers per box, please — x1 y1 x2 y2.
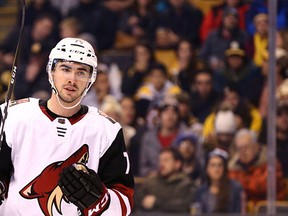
134 40 155 64
148 63 167 76
193 68 213 82
277 55 288 79
176 38 195 55
223 85 253 128
132 0 156 13
176 91 190 105
277 100 288 115
160 147 184 164
34 12 57 26
204 152 231 213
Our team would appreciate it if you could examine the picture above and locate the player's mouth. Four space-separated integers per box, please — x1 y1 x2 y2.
64 86 77 92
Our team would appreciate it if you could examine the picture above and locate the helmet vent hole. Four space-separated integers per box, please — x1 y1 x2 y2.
61 48 66 52
87 53 91 57
69 55 71 58
80 58 83 60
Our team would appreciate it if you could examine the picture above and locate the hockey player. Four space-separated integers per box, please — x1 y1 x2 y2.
0 38 134 215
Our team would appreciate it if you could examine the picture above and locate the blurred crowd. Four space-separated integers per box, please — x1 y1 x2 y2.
1 0 288 214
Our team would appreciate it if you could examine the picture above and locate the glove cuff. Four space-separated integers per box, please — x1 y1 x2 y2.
82 186 110 216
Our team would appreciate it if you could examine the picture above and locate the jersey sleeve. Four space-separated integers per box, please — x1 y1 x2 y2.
0 104 13 193
97 129 134 215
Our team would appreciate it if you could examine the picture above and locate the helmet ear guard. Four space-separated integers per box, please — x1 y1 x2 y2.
46 59 53 86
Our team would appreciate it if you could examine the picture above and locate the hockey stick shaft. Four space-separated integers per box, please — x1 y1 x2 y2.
0 0 26 150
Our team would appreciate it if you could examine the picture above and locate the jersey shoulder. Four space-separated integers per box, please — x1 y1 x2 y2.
87 106 118 125
9 98 36 107
1 98 39 119
87 106 122 142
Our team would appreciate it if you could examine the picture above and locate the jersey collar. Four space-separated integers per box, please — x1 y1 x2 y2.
39 100 88 124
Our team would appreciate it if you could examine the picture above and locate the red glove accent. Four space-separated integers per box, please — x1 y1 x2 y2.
82 186 110 216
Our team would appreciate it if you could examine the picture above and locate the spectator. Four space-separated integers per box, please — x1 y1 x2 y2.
150 0 203 49
21 0 62 29
91 0 134 51
214 41 264 107
277 78 288 101
82 68 111 108
67 0 121 51
199 7 247 72
228 129 286 204
170 39 205 92
246 13 268 67
0 13 57 66
50 0 79 17
99 95 122 122
121 41 156 97
128 123 150 177
117 0 157 46
203 108 238 154
135 63 181 119
190 69 221 123
245 0 288 36
200 0 250 42
135 147 196 213
102 0 134 12
276 29 288 53
119 96 137 149
139 97 184 176
220 86 262 134
59 17 82 39
203 83 264 148
258 100 288 178
67 0 99 34
151 0 203 72
175 92 203 136
175 132 203 184
192 148 245 214
2 14 58 99
0 67 9 103
258 48 288 118
78 32 98 51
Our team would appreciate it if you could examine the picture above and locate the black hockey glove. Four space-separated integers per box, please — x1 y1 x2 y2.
58 164 110 216
0 181 6 206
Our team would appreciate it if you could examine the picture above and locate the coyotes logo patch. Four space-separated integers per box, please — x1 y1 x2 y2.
19 144 89 216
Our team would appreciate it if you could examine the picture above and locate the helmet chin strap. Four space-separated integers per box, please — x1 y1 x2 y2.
54 89 85 110
51 83 89 110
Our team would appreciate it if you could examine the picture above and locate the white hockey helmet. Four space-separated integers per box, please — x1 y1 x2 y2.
47 37 97 85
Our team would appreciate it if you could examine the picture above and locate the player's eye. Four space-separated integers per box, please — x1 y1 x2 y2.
76 71 85 76
62 68 71 72
76 71 89 78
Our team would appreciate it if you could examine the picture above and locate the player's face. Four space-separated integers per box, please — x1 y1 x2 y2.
52 61 91 103
206 156 225 181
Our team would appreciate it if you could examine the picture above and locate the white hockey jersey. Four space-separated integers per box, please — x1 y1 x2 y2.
0 98 134 216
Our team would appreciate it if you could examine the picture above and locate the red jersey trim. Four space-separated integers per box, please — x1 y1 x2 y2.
111 183 134 214
39 100 88 125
